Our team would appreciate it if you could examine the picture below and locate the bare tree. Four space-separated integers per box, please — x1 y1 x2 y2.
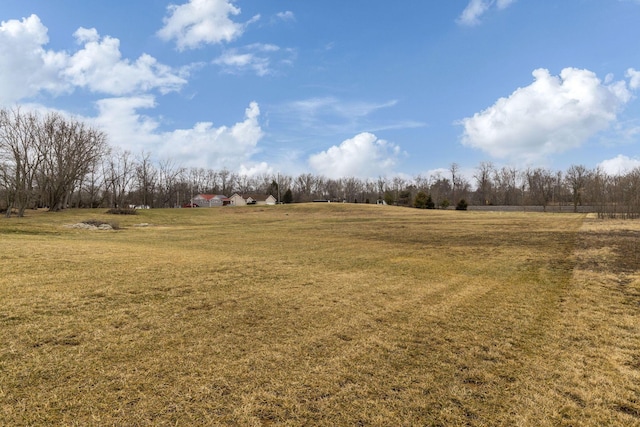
277 174 293 202
254 173 274 195
36 113 108 211
363 179 377 203
413 174 431 193
565 165 590 212
376 176 387 201
294 173 315 202
218 168 236 196
526 167 555 211
133 151 157 208
392 176 406 203
625 168 640 216
474 161 494 205
79 159 107 208
343 177 363 203
157 158 184 207
103 149 135 208
203 169 219 193
0 108 42 217
449 162 459 203
429 171 451 207
187 167 207 200
492 166 520 206
236 173 254 195
321 178 341 201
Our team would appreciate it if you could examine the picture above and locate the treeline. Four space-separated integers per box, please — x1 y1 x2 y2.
2 107 640 217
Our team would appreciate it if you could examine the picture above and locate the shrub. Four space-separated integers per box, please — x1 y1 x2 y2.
456 199 468 210
106 208 137 215
426 194 435 209
414 191 428 209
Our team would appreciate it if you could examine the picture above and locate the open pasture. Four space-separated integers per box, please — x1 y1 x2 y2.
1 205 639 425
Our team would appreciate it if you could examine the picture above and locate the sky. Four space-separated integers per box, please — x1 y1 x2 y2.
1 0 640 180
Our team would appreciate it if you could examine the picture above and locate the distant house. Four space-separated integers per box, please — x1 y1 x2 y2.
229 193 277 206
191 194 230 207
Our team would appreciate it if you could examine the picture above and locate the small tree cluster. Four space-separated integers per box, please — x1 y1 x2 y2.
0 108 108 217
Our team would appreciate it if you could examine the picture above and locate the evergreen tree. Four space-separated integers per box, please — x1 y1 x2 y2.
426 194 435 209
414 191 428 208
282 188 293 204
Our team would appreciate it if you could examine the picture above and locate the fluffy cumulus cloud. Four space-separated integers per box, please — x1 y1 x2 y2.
457 0 516 26
0 15 69 102
161 101 264 168
157 0 259 50
598 155 640 175
92 96 161 152
0 15 186 103
94 99 264 170
64 28 187 95
459 68 633 164
159 102 264 170
308 132 401 179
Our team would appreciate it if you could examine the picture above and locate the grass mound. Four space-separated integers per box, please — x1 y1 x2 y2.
64 219 120 230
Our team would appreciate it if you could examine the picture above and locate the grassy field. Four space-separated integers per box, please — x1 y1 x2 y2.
1 204 639 426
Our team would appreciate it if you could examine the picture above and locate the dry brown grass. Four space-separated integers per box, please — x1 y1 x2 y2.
0 205 638 425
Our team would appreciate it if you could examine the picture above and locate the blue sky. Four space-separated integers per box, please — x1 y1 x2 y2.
2 0 640 180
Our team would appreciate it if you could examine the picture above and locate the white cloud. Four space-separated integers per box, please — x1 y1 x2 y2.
457 0 491 26
160 101 263 168
457 0 516 26
239 162 273 177
0 15 187 104
93 96 161 153
64 28 187 95
157 0 259 50
598 155 640 175
496 0 517 9
459 68 633 164
0 15 69 103
213 43 292 76
272 97 423 142
94 98 264 169
285 97 398 129
275 11 295 22
308 132 402 179
627 68 640 89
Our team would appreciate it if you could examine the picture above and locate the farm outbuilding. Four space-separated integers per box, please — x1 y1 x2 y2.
229 193 277 206
190 194 230 207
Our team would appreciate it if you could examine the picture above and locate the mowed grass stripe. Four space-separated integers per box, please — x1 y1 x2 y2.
2 205 637 425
